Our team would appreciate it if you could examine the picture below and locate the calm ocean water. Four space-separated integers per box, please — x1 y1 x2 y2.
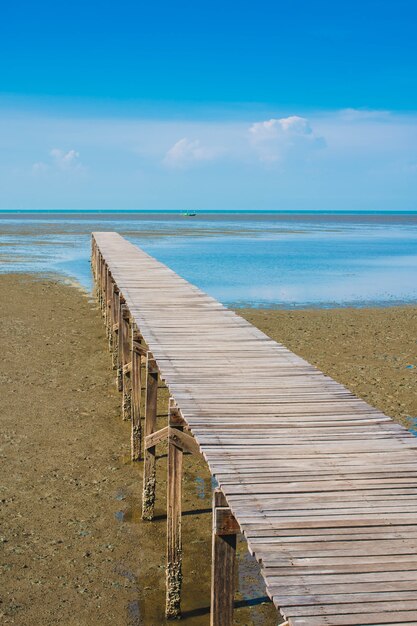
1 211 416 308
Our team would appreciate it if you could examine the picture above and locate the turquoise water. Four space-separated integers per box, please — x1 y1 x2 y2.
1 211 416 308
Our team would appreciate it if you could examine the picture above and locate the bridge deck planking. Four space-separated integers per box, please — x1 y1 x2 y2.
92 232 417 625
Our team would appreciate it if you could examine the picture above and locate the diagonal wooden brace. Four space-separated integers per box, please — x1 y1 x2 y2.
144 425 200 456
145 426 169 449
169 429 200 456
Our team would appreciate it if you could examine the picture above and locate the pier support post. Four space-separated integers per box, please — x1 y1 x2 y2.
166 401 184 619
111 285 120 370
105 268 112 341
100 259 106 316
91 238 97 283
116 297 126 392
97 252 103 306
107 273 114 345
142 353 158 520
131 329 144 461
93 243 100 300
107 278 114 351
210 489 239 626
120 304 132 421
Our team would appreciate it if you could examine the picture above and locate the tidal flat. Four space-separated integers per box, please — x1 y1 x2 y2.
0 275 275 626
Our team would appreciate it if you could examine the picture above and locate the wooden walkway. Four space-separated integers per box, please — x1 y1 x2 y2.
92 232 417 626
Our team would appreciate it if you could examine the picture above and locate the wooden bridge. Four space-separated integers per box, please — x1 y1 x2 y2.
92 232 417 626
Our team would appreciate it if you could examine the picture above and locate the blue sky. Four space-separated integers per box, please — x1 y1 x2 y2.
1 0 416 210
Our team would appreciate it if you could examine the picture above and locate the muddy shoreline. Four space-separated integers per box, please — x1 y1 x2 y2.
1 274 416 625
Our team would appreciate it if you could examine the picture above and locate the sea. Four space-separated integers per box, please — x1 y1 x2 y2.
1 210 416 309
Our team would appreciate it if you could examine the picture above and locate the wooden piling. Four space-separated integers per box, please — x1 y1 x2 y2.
107 278 114 351
97 251 102 306
116 296 125 392
210 489 239 626
111 286 120 371
105 269 113 345
166 401 184 619
131 329 144 461
100 258 106 316
120 305 132 421
142 353 158 520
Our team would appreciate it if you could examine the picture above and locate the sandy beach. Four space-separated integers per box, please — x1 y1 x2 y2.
1 274 416 625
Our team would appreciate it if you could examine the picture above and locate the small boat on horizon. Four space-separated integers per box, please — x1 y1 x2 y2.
181 211 197 217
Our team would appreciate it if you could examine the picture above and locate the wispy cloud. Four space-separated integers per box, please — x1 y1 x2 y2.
338 108 391 122
163 137 217 168
32 148 82 174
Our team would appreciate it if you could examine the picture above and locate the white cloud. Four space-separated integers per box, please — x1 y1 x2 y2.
31 148 82 175
50 148 81 170
249 115 325 162
163 137 216 168
1 103 415 210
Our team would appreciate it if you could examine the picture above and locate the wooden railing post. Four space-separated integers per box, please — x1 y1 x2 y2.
166 401 184 619
142 353 158 520
210 489 239 626
131 328 144 461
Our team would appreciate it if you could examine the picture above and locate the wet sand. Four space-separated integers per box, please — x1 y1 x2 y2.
1 275 416 625
0 275 274 626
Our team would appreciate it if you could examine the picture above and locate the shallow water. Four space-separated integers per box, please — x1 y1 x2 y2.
1 211 416 308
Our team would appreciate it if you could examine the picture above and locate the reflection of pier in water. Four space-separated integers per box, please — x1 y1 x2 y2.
92 231 417 625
